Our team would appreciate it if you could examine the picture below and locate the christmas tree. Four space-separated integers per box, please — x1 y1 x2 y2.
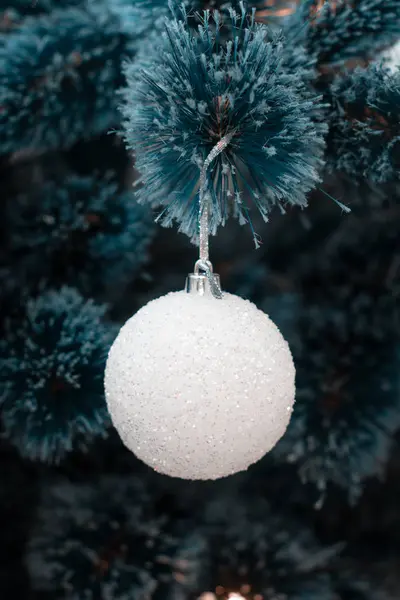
1 1 399 598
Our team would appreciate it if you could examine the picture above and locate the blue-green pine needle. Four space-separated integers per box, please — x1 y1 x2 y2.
0 287 116 463
120 8 327 244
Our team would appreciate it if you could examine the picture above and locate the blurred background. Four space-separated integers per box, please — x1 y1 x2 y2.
0 1 399 599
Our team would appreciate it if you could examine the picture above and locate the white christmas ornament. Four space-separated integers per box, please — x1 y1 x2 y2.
105 131 295 480
104 288 295 480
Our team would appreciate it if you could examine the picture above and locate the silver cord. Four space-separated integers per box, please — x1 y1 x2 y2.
198 132 234 298
199 132 234 263
195 259 223 299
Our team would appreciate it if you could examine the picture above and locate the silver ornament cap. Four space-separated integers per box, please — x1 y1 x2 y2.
185 259 222 298
185 272 221 296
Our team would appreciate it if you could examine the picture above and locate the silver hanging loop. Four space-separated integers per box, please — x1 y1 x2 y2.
186 131 234 299
185 259 222 298
198 132 234 265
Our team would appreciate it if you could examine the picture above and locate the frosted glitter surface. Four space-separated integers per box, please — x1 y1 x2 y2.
104 292 296 480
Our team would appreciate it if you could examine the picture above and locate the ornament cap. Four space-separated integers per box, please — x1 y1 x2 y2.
185 272 221 296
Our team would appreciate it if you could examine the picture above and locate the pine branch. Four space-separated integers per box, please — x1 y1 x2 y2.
93 0 169 39
0 0 84 33
189 0 301 25
27 476 205 598
327 64 400 183
200 494 339 599
273 212 400 505
121 9 327 244
0 287 115 463
0 0 82 11
0 4 129 155
285 0 400 69
1 173 155 298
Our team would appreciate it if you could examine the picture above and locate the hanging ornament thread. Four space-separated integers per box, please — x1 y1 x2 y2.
197 132 235 299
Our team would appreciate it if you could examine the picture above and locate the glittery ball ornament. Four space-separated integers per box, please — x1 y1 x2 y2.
104 291 295 480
